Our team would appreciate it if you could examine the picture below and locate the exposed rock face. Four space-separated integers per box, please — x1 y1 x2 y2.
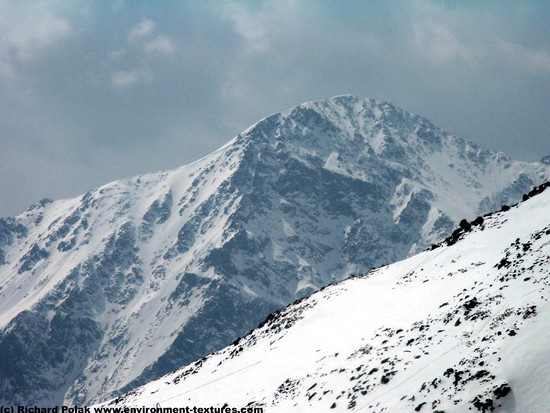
0 95 549 406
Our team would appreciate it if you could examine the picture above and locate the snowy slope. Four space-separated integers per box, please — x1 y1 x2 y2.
0 95 549 406
103 183 550 412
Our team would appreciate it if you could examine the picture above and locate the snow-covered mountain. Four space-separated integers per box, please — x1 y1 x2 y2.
0 95 548 406
102 182 550 412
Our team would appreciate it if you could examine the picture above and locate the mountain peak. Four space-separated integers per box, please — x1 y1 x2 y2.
1 96 550 406
243 95 427 152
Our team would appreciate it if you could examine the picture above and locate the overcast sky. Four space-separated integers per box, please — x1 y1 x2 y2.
1 0 549 217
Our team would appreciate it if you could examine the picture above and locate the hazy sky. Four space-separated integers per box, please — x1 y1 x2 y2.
1 0 549 216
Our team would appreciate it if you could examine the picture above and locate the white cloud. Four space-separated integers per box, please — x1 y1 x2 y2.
144 35 175 55
224 6 269 53
0 60 15 79
128 19 155 41
498 41 550 73
410 21 474 66
111 68 151 88
0 5 71 78
109 19 174 88
109 49 126 60
217 1 300 54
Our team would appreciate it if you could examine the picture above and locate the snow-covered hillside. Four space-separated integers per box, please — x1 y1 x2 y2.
0 95 548 406
104 182 550 412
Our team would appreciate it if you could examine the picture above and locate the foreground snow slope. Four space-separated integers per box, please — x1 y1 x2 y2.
105 184 550 412
1 95 549 406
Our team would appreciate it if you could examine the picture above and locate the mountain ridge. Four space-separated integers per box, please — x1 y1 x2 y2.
100 182 550 412
0 95 549 406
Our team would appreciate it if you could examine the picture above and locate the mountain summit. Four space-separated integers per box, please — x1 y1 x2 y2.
0 96 549 405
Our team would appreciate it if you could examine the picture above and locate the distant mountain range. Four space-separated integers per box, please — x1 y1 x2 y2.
101 182 550 412
0 95 548 406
